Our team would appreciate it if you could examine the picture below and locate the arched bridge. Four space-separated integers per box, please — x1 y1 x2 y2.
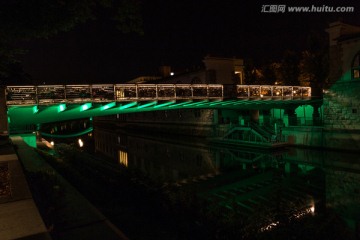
4 84 316 132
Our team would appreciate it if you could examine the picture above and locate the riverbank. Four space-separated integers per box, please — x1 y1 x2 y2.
0 140 50 240
10 136 128 240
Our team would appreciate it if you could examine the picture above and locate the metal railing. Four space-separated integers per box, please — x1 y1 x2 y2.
5 84 311 105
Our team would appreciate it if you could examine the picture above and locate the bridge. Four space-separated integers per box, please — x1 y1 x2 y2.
2 84 316 134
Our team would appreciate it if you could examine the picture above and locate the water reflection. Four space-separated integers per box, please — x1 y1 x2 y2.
122 132 360 236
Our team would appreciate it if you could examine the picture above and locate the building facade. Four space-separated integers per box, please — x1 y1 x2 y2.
321 21 360 149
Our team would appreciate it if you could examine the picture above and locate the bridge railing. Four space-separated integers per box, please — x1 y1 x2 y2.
5 84 311 105
236 85 311 100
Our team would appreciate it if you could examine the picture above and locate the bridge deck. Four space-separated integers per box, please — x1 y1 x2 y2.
6 84 311 106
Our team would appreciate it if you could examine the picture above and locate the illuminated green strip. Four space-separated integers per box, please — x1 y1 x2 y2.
168 101 193 108
193 100 209 107
80 103 92 111
137 101 157 109
120 102 137 110
182 101 207 107
221 100 239 106
154 101 175 108
40 127 93 138
209 100 223 106
100 102 116 111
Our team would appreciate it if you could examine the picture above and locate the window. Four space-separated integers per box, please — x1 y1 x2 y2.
352 51 360 79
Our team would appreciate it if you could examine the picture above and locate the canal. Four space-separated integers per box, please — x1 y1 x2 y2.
40 129 360 240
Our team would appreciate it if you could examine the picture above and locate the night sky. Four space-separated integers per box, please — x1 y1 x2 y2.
18 0 360 85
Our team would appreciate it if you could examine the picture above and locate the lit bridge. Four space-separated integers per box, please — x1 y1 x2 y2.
5 84 315 132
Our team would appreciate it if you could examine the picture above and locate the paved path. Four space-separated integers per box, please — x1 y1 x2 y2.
0 141 51 240
6 137 129 240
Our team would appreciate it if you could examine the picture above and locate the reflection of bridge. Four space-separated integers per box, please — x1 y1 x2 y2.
4 84 315 133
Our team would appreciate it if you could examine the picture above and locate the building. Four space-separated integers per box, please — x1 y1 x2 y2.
322 21 360 149
127 55 245 85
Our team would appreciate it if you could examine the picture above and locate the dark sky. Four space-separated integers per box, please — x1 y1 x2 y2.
19 0 360 84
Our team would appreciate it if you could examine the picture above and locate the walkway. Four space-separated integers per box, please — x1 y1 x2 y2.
6 137 129 240
0 141 50 240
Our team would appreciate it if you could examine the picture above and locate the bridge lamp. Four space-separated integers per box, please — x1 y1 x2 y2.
100 102 116 111
119 102 137 110
33 106 39 114
80 103 92 111
153 101 175 109
78 138 84 148
137 101 156 109
58 104 66 112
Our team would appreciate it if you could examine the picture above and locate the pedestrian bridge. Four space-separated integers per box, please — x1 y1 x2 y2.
4 84 316 132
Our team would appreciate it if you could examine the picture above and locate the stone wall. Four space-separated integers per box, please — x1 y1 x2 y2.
324 81 360 130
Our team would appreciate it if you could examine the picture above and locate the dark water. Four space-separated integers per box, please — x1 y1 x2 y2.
120 131 360 238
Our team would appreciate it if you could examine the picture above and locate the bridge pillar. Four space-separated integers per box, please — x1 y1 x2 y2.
250 110 259 123
311 103 322 126
284 108 297 126
0 86 9 143
213 109 219 124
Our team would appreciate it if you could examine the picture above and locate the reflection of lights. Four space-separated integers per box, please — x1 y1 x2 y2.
293 206 315 219
119 150 128 167
261 204 316 232
261 221 279 232
310 205 315 214
78 139 84 148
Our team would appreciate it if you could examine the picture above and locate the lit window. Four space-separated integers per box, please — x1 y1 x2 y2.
119 150 128 167
352 51 360 79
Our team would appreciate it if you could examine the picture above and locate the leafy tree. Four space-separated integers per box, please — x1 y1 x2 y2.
261 62 277 85
280 50 300 86
244 59 263 85
0 0 143 83
299 31 328 97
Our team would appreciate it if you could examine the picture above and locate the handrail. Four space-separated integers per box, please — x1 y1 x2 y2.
5 84 312 106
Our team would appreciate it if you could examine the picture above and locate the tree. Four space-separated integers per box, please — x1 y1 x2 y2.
0 0 143 83
244 59 263 85
280 50 300 86
299 31 329 97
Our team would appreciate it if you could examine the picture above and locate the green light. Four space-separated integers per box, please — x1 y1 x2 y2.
80 103 92 111
154 101 175 108
193 100 209 107
137 101 156 109
182 101 203 107
221 100 239 106
209 100 223 106
120 102 137 110
7 116 10 123
32 106 39 114
168 101 193 108
101 102 116 111
58 104 66 112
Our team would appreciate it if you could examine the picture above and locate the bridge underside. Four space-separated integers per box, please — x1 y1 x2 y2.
8 98 321 133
